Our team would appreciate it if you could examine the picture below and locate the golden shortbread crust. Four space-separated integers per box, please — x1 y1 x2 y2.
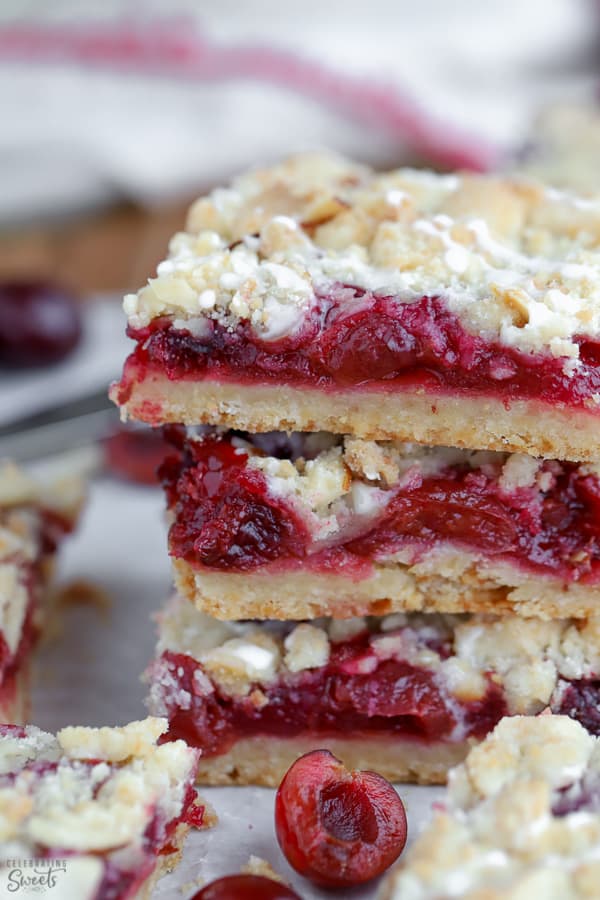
194 734 467 787
173 557 600 622
114 375 600 462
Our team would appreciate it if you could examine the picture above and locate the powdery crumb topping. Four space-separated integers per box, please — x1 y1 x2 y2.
450 715 593 804
235 434 559 539
153 595 600 715
284 623 330 672
0 718 199 856
453 617 600 713
0 726 60 777
497 453 543 492
0 461 84 522
384 716 600 900
57 717 166 762
123 152 600 363
241 855 288 884
200 632 282 696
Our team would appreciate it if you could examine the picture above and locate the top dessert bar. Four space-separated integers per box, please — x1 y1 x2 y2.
382 714 600 899
112 153 600 460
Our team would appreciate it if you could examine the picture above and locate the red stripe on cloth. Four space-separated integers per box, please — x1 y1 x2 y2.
0 19 500 171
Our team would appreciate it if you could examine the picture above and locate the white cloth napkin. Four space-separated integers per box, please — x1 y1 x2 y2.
0 0 597 223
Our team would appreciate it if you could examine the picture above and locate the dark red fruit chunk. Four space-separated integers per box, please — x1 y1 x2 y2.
317 305 418 383
161 437 307 570
275 749 407 887
0 282 82 368
190 874 301 900
120 289 600 408
103 427 172 485
555 679 600 735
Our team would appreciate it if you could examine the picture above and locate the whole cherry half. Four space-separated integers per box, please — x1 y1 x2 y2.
190 874 301 900
275 749 407 888
0 282 82 368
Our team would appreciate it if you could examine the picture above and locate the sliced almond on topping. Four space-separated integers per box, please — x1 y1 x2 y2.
301 194 349 228
492 285 530 327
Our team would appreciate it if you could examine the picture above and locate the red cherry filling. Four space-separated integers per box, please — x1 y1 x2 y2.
316 304 419 383
162 433 600 582
0 282 82 368
275 749 407 887
160 436 308 570
119 289 600 408
156 628 506 759
190 875 301 900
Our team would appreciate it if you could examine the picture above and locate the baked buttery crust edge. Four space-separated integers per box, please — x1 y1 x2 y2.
173 558 600 622
111 374 600 462
194 734 469 786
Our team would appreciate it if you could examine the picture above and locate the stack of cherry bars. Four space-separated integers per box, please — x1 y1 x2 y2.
112 152 600 787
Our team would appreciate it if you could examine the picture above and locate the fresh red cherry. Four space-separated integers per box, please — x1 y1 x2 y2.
275 749 407 888
0 281 82 368
190 874 301 900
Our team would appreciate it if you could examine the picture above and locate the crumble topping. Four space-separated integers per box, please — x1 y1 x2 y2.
497 453 543 492
385 716 600 899
152 595 600 715
123 152 600 364
0 461 84 521
226 434 557 540
0 718 199 854
200 633 281 696
57 717 166 762
283 623 330 672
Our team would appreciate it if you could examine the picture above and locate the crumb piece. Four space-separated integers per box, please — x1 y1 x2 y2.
58 717 166 761
196 796 218 830
344 438 400 485
284 623 330 672
499 453 542 491
242 855 287 884
201 633 281 695
53 579 112 619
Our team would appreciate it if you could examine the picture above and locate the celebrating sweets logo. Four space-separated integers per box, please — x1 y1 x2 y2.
1 859 68 894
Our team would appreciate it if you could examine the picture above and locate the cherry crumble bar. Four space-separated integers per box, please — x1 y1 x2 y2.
381 715 600 900
161 430 600 621
0 717 205 900
146 593 600 786
0 462 82 723
112 152 600 461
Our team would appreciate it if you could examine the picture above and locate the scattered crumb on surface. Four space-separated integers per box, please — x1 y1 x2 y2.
198 796 219 830
53 578 113 619
241 855 287 884
179 876 205 895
